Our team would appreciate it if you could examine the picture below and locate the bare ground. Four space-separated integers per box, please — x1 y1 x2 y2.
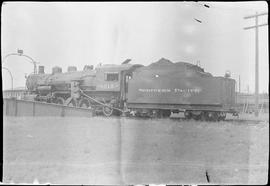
3 115 269 184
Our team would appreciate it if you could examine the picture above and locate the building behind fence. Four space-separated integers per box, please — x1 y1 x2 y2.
2 87 28 100
236 92 269 113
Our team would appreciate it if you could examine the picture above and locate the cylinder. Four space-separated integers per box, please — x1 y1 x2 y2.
38 66 45 74
52 66 62 74
67 66 77 72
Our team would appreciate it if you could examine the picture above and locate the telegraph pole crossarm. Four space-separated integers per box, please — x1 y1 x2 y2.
244 12 268 19
244 23 268 30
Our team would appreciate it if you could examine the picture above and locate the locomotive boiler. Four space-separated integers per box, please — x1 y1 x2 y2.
25 58 237 120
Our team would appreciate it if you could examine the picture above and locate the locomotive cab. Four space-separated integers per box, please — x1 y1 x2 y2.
85 63 143 115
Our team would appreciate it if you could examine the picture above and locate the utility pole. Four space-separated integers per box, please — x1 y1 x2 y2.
2 66 13 90
239 75 241 93
244 12 268 117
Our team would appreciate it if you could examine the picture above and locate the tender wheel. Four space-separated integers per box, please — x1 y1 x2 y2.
162 110 171 118
103 104 113 117
204 112 212 121
221 115 226 121
184 110 192 119
210 112 218 121
218 112 226 121
193 114 200 121
200 111 207 121
79 98 91 108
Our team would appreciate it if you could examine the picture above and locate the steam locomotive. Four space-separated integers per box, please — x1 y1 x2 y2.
25 58 237 120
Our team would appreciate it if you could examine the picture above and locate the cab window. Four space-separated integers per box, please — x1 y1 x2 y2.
105 72 119 81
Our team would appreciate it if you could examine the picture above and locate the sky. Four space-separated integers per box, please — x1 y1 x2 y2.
1 1 269 93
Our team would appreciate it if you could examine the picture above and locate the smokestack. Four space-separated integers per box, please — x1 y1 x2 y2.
38 66 45 74
67 66 77 72
52 66 62 74
83 65 94 71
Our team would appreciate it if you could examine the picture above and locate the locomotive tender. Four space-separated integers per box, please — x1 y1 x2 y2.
26 58 237 120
